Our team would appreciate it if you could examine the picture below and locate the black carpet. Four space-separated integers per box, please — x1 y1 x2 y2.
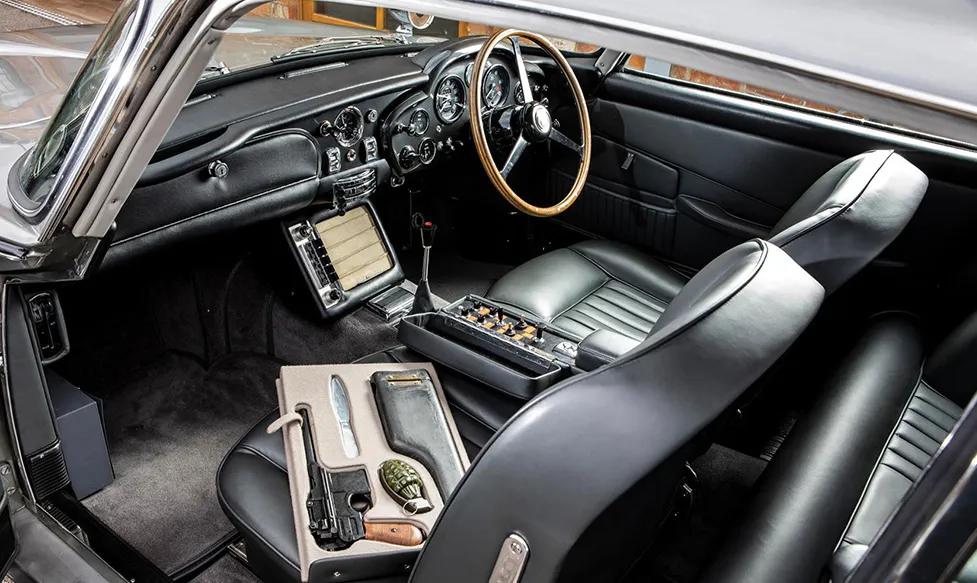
82 352 281 573
190 556 262 583
58 246 403 575
641 445 768 583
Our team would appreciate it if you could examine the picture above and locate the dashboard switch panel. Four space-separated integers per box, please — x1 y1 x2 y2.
325 147 342 174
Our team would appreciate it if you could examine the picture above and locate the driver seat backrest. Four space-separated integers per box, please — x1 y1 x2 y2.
408 240 825 583
769 149 928 295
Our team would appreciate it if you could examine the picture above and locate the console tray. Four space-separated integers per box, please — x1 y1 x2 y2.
398 306 568 400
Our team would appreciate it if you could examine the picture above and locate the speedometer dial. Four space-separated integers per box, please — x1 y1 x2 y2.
333 106 364 147
482 65 510 109
435 76 466 124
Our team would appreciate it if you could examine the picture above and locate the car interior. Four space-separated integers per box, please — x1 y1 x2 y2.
8 23 977 583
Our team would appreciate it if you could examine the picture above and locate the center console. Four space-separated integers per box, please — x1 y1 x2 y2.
284 201 405 320
399 295 580 399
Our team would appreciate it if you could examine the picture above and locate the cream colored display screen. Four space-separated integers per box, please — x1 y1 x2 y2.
315 207 392 291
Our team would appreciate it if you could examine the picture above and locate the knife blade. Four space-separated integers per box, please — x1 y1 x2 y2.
330 375 359 458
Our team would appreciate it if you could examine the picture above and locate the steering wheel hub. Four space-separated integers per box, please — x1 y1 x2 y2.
522 103 553 142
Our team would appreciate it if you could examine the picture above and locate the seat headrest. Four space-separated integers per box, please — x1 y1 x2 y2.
410 240 824 583
769 150 927 295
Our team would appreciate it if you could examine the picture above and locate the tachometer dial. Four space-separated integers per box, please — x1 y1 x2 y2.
333 106 364 147
434 75 466 124
482 65 510 109
410 109 430 135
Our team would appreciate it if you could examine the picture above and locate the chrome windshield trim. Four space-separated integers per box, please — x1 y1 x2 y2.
9 0 148 224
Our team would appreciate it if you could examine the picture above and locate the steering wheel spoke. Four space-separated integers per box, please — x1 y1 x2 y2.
501 135 529 178
469 29 591 217
510 37 535 105
549 128 584 158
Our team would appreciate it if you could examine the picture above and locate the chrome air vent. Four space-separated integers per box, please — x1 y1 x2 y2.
333 168 377 210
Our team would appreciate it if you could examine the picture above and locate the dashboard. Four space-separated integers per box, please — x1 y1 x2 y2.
383 54 546 175
104 37 552 268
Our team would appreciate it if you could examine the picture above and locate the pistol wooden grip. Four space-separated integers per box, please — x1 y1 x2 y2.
364 522 424 546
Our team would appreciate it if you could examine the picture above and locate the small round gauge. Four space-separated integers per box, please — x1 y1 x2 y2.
333 106 364 147
514 81 537 105
434 75 466 124
410 109 430 135
418 138 437 165
482 65 510 109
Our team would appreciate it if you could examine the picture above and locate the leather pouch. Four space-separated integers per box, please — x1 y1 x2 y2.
371 369 465 496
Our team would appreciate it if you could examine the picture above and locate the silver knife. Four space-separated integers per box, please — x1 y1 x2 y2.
330 375 359 458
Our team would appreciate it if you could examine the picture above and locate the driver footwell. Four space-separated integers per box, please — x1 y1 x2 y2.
53 244 400 576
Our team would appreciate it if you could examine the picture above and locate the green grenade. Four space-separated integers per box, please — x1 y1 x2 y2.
379 459 433 514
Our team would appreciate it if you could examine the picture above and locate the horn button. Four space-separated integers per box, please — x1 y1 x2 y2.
521 103 553 142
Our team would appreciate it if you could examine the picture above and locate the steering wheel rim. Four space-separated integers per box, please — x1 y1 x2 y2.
468 29 592 217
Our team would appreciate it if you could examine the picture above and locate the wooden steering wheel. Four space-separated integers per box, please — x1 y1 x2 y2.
468 30 592 217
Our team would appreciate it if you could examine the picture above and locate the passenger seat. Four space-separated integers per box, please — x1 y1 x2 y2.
699 310 977 583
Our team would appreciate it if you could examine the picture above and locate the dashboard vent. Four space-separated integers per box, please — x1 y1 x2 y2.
281 62 348 79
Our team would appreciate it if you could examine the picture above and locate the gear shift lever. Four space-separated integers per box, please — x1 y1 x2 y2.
409 213 437 315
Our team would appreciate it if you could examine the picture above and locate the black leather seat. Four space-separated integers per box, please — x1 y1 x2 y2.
217 345 520 583
219 239 824 583
486 150 927 342
698 310 977 583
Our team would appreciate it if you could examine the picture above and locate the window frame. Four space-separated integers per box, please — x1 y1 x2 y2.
616 55 976 152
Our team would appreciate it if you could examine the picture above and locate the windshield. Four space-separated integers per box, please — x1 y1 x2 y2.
17 1 590 205
18 3 135 206
204 2 593 80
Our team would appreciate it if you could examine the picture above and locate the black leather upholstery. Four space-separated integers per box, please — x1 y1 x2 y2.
217 344 518 583
219 240 823 583
486 239 685 341
486 150 926 340
409 240 824 583
574 328 642 371
700 311 976 583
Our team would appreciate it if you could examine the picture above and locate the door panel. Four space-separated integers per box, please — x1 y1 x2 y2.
549 69 977 276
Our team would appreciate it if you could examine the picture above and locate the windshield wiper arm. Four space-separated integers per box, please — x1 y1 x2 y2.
271 35 408 62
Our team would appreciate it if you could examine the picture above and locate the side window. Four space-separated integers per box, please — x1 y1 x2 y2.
624 55 868 120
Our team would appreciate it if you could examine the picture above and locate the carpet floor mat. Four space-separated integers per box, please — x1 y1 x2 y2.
82 352 281 574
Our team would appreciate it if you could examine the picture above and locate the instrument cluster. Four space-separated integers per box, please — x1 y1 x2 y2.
385 55 545 176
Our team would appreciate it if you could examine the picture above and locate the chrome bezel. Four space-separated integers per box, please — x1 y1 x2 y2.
334 106 364 147
482 64 511 110
418 137 437 165
434 75 467 124
410 109 430 135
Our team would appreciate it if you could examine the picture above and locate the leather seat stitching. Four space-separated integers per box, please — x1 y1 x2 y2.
578 297 655 333
914 390 960 419
599 284 669 314
885 444 926 472
900 418 946 446
568 247 675 305
877 460 917 483
588 289 663 323
561 306 644 339
906 404 956 433
890 434 935 460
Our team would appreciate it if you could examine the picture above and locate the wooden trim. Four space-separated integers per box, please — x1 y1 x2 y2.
375 8 384 30
458 21 467 37
299 0 313 21
468 30 592 218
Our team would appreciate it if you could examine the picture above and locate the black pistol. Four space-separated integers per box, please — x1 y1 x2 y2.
299 409 423 549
